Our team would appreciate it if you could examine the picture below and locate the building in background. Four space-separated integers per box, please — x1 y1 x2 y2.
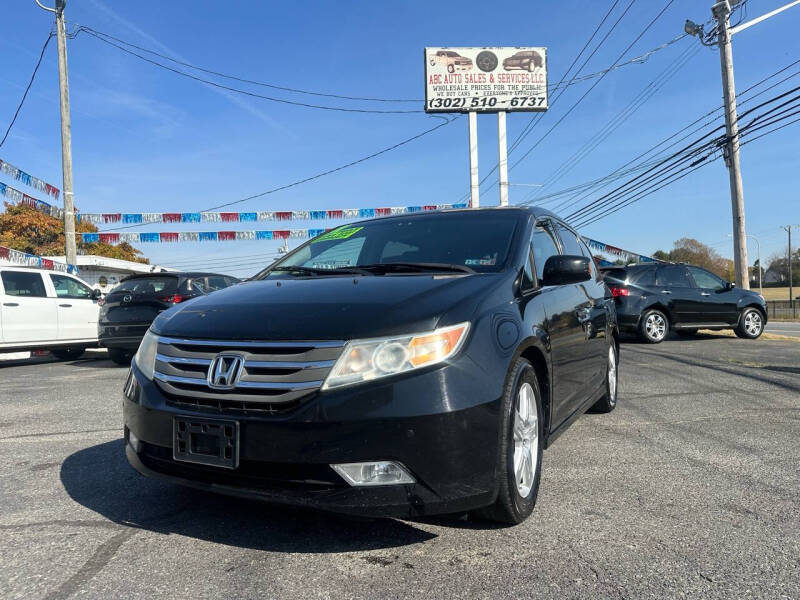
42 254 173 294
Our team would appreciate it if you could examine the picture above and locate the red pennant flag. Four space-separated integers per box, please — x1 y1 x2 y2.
41 258 54 269
218 231 236 241
160 232 179 243
375 208 391 216
163 213 181 223
275 211 293 221
99 233 120 244
221 213 239 222
422 205 437 211
326 210 343 219
273 230 290 239
0 246 9 259
103 213 121 223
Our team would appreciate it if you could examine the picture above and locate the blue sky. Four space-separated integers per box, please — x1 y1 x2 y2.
1 0 797 277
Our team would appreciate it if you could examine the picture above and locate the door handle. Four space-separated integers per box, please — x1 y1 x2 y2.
700 292 711 296
661 290 671 295
2 302 19 307
59 303 72 308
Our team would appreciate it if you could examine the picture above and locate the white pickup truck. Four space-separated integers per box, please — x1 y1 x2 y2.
0 266 101 359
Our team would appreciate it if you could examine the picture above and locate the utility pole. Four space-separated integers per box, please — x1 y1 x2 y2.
685 0 800 288
712 0 749 289
784 225 794 307
35 0 76 265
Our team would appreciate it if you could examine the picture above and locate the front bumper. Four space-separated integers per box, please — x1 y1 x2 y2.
123 359 502 518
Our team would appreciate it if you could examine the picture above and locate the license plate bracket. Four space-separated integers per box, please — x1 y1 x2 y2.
173 416 239 469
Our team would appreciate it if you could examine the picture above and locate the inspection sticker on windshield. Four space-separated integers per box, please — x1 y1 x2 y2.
465 257 497 266
311 226 363 243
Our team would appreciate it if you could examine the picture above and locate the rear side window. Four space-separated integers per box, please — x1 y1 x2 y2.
205 276 234 291
1 271 48 297
657 266 692 288
555 224 584 257
632 268 656 286
531 222 560 281
114 276 178 295
50 274 93 299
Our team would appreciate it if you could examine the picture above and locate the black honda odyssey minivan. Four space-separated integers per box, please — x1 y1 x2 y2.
123 207 618 524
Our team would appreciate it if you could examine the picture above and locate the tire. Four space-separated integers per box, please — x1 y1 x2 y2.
590 344 618 413
475 50 498 72
474 357 543 525
676 329 698 337
734 307 764 339
447 64 454 73
51 347 86 361
108 348 132 366
639 309 669 343
527 61 535 72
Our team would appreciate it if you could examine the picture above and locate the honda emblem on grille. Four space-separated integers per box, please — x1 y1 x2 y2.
207 353 245 390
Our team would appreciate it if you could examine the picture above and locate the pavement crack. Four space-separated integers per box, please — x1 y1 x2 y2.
0 428 120 441
42 529 138 600
0 519 121 532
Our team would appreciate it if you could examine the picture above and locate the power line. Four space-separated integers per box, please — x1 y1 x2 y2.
0 33 54 149
76 27 423 115
535 58 800 214
99 115 459 231
74 25 419 104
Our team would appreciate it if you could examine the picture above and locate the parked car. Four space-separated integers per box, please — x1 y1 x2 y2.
0 266 101 359
503 50 544 72
600 263 768 343
99 272 239 365
123 207 618 525
429 50 473 73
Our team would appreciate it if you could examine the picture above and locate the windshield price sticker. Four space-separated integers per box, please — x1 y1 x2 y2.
425 47 548 113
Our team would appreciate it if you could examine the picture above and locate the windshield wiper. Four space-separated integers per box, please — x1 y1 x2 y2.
357 262 476 274
270 265 373 276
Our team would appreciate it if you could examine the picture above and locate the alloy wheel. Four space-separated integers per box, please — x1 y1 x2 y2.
513 382 538 498
645 313 667 341
744 310 763 336
608 345 617 406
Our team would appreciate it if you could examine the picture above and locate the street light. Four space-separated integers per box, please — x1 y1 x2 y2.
729 232 762 295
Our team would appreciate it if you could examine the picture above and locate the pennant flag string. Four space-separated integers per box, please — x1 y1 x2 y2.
77 203 469 225
0 244 78 274
0 182 64 219
0 158 60 199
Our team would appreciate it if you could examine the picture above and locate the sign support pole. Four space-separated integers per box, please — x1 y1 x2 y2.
497 111 509 206
468 111 479 208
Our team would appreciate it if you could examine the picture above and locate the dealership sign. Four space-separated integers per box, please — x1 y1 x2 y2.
424 47 548 113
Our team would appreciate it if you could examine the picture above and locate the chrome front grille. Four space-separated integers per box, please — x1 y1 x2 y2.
154 336 344 413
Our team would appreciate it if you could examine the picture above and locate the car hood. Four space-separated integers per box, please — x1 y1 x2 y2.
151 274 503 341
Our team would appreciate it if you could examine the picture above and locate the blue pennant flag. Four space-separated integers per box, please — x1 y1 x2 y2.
140 232 160 243
239 212 257 222
82 233 99 243
255 230 273 240
181 213 201 223
123 214 143 224
199 231 218 242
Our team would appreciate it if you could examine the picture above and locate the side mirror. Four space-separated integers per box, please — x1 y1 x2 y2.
91 288 102 300
726 281 735 290
542 255 592 286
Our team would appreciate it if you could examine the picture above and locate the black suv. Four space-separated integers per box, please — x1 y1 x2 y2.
123 208 618 524
99 272 238 365
601 263 767 343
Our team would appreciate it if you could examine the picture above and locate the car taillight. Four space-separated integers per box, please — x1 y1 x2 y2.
159 294 185 303
610 287 630 297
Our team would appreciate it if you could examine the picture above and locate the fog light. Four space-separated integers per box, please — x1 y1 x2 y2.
128 429 141 453
331 461 415 486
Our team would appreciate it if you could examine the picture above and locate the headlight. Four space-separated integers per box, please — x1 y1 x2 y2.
134 330 159 380
322 322 469 390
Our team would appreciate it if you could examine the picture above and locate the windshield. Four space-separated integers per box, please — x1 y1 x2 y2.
256 212 520 278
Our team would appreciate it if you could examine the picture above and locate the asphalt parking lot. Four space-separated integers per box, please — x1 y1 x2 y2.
1 335 798 600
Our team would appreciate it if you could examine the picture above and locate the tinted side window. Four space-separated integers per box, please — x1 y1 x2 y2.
206 276 231 291
50 274 92 299
657 266 692 288
633 268 656 286
688 266 725 290
531 223 560 282
555 224 584 257
577 238 599 279
1 271 48 297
